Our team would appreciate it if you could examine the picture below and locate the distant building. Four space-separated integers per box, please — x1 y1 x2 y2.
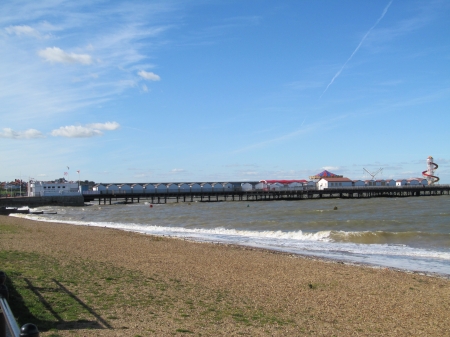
131 184 144 193
396 179 407 186
28 181 80 197
317 177 353 190
352 180 365 187
241 183 253 191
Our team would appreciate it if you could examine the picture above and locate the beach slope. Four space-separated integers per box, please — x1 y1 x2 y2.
1 216 449 336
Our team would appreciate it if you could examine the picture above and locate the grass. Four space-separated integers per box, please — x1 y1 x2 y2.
0 250 294 335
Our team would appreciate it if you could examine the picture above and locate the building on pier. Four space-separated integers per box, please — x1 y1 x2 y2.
317 177 353 190
118 184 131 192
93 184 106 192
131 184 144 193
28 181 80 196
352 180 365 187
106 184 119 192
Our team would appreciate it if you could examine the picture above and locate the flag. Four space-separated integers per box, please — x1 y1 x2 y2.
77 170 80 173
64 172 68 176
67 166 70 170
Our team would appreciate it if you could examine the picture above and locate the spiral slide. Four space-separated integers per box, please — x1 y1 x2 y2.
422 162 439 184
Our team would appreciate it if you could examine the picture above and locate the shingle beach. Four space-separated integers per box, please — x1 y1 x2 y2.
1 216 449 336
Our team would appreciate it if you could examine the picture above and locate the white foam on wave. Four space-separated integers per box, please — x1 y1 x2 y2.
13 213 450 275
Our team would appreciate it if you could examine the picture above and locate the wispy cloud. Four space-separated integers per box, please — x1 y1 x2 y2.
5 25 43 38
232 118 341 154
38 47 93 64
320 0 393 98
138 70 161 81
0 1 174 126
0 128 45 139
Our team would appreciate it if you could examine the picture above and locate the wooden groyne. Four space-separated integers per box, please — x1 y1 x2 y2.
83 185 450 205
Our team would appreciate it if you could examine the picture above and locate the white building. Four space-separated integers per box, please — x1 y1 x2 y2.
374 180 386 186
167 183 179 193
155 183 168 193
201 183 213 192
131 184 144 193
93 184 106 192
190 183 201 192
317 177 353 190
118 184 131 192
212 182 224 192
407 178 427 186
287 182 303 190
223 182 234 190
255 182 267 190
396 179 407 186
305 181 316 189
268 182 283 191
385 179 396 186
352 180 365 187
144 184 156 193
106 184 119 192
241 183 253 191
179 183 190 192
365 180 375 186
28 181 80 197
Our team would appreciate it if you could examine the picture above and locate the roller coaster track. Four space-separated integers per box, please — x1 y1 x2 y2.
422 162 439 184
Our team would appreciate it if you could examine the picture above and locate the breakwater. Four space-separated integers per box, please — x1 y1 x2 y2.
0 195 84 208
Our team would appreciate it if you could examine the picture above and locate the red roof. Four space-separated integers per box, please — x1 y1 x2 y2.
260 179 308 184
319 177 352 182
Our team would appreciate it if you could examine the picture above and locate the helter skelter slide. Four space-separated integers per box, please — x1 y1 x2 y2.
422 156 439 185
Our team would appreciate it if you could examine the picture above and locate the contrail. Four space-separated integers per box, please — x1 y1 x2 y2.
320 0 393 98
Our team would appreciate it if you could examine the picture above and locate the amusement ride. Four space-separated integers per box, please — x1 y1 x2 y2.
422 156 439 185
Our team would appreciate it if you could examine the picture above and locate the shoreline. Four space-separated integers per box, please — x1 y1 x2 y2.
12 212 450 280
2 215 450 336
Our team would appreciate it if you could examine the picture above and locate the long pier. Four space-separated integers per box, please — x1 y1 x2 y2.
83 185 450 205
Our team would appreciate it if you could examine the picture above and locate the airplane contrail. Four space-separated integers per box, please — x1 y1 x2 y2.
320 0 393 98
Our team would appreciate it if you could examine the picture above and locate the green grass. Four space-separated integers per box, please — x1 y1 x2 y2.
1 250 294 334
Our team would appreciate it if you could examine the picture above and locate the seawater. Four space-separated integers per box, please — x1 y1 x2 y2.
14 196 450 276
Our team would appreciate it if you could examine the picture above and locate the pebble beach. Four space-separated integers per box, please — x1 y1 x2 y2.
1 215 449 336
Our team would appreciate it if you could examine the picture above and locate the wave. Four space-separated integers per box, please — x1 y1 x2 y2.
330 230 450 249
12 213 450 276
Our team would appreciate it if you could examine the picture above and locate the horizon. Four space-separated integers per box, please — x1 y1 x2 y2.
1 1 449 184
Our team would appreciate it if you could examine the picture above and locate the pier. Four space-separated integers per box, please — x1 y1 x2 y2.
83 185 450 205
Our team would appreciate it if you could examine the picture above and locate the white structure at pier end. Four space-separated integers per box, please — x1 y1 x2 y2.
317 177 353 190
28 181 80 197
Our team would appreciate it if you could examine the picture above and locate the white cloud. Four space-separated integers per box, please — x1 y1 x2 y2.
138 70 160 81
51 126 102 138
0 128 45 139
171 168 185 173
86 121 120 131
38 47 93 65
5 25 40 37
51 122 120 138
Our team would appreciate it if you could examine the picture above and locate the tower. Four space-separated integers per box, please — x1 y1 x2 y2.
423 156 439 185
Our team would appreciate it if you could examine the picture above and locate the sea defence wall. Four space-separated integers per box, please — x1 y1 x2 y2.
0 195 84 207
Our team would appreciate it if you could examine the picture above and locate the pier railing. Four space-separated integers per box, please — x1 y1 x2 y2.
0 271 40 337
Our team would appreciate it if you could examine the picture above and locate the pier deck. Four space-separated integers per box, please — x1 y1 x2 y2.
83 185 450 205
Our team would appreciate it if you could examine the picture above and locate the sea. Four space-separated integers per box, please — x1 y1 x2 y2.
13 195 450 277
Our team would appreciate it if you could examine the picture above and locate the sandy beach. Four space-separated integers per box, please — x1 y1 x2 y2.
1 215 449 336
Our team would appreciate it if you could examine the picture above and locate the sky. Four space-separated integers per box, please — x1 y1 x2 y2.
1 0 449 184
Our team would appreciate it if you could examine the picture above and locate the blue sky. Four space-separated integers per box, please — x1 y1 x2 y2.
1 0 449 184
